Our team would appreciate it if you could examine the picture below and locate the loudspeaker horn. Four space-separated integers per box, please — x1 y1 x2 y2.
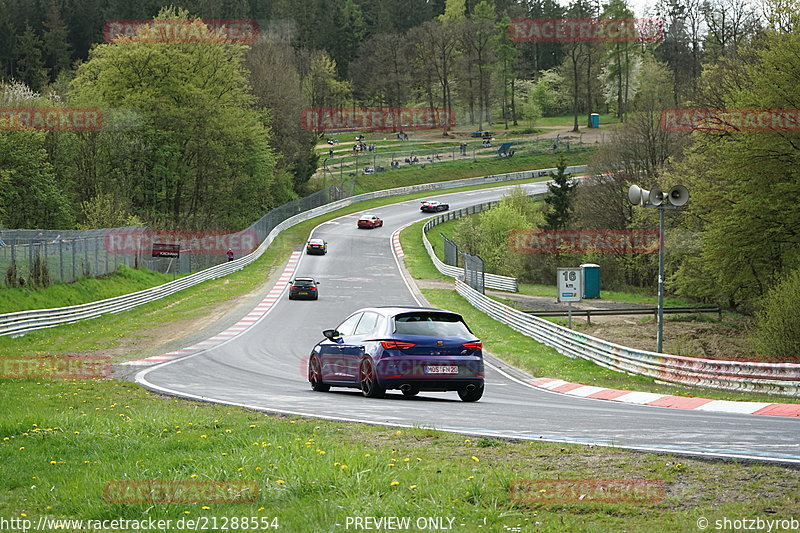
628 185 644 205
667 184 689 206
648 188 665 206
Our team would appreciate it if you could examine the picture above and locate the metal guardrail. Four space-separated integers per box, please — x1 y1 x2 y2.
455 279 800 397
525 306 723 324
422 203 520 292
0 165 587 337
420 190 555 292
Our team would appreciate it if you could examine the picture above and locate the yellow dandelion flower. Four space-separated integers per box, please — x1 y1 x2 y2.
315 426 320 430
183 511 190 515
222 453 228 456
471 456 480 462
237 467 244 472
409 485 417 490
395 430 402 435
364 453 371 457
467 476 474 480
249 424 256 428
190 474 198 479
390 481 400 486
225 429 232 434
416 457 422 461
276 480 285 485
334 462 341 466
258 507 265 511
201 506 210 510
403 458 410 462
2 437 8 441
50 460 57 464
464 439 471 443
539 489 547 493
19 447 25 451
255 466 262 471
341 465 348 470
74 431 80 435
388 464 396 467
200 435 207 439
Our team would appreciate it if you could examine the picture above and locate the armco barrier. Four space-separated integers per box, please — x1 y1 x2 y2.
455 279 800 397
420 192 551 292
422 203 520 292
0 165 586 337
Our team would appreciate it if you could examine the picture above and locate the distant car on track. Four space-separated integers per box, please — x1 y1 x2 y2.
306 238 327 255
307 307 484 401
357 214 383 229
288 277 319 300
420 200 449 213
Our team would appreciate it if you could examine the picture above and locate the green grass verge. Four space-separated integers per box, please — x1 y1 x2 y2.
0 175 554 360
0 266 180 314
1 379 798 531
354 151 592 194
400 220 799 404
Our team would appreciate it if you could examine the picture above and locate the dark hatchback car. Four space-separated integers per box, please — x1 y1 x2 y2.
288 277 319 300
306 238 327 255
307 307 484 401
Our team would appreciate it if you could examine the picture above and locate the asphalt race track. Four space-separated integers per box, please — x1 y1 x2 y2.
136 182 800 465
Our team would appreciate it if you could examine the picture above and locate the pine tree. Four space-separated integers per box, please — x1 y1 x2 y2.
544 156 576 230
42 2 73 81
15 26 48 91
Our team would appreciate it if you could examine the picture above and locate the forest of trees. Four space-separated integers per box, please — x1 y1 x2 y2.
1 0 779 231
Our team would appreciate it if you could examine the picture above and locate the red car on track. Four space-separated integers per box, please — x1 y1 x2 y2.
357 214 383 229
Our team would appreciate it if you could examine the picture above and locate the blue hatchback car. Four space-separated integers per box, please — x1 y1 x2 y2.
307 307 484 401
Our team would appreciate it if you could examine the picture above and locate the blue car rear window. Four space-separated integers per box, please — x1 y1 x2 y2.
393 313 471 337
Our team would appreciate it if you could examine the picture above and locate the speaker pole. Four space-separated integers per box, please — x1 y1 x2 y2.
657 206 665 353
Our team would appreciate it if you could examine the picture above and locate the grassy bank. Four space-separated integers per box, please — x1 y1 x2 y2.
401 218 798 404
1 378 797 532
354 151 592 193
0 266 179 314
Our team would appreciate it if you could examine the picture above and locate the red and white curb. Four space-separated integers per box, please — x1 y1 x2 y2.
531 378 800 417
391 228 404 258
122 252 302 366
